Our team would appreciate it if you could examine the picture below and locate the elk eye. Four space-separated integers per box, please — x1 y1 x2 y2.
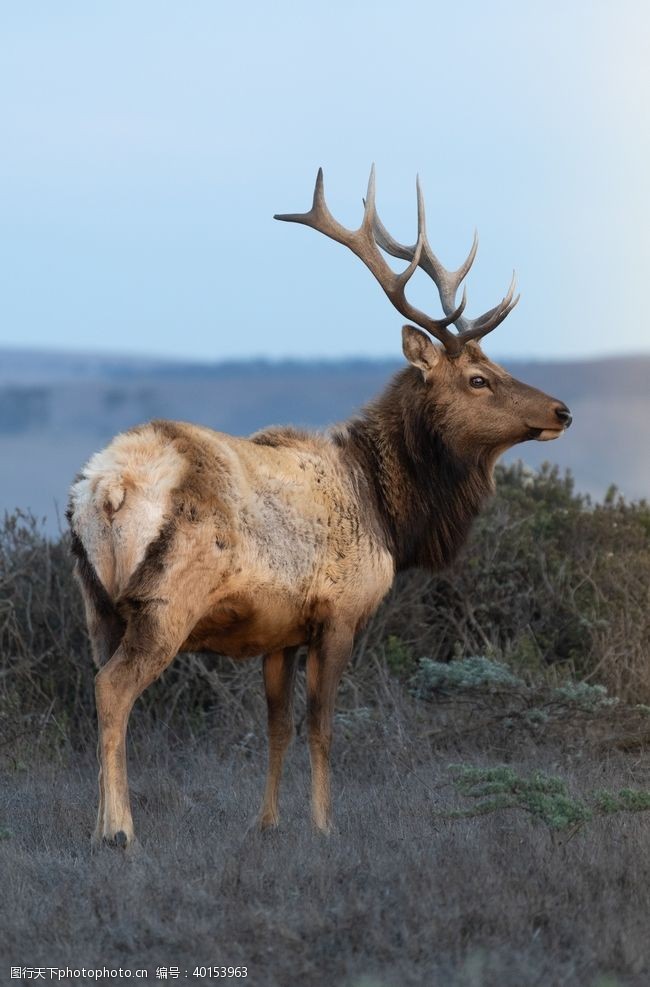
470 375 488 389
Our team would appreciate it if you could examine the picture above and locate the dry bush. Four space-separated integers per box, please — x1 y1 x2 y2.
362 464 650 700
0 463 648 753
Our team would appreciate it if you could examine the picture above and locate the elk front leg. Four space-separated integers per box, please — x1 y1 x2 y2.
93 609 182 848
258 647 299 829
306 626 354 834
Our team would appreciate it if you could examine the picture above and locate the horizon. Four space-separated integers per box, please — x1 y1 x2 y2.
0 345 648 533
2 341 650 369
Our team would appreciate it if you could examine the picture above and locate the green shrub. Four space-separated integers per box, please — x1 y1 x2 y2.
444 765 650 832
411 656 524 699
383 634 414 676
551 681 618 711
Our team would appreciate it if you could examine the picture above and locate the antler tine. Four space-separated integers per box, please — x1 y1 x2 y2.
371 177 519 350
361 163 377 232
275 168 465 350
456 272 520 343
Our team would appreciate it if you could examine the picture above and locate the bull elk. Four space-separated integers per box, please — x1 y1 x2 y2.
68 168 572 848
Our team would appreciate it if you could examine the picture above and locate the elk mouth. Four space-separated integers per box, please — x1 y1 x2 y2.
526 426 565 442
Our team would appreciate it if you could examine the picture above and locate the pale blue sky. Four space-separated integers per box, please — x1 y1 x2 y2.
1 1 648 361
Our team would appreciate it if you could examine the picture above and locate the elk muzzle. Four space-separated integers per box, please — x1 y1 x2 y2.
528 401 572 441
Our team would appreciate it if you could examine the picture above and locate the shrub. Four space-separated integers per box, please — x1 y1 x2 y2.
364 463 650 701
0 463 648 749
411 656 524 699
444 764 650 832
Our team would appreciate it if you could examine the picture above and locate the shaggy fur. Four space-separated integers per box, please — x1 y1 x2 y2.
334 366 495 571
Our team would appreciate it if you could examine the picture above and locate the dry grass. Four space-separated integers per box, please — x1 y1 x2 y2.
2 681 650 987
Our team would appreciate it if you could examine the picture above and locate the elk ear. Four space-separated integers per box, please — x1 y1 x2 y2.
402 325 442 374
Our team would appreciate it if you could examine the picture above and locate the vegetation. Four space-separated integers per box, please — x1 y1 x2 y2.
374 463 650 699
2 462 649 750
443 764 650 831
1 464 649 985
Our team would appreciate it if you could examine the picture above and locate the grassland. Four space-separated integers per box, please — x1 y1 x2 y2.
1 465 649 986
3 682 650 987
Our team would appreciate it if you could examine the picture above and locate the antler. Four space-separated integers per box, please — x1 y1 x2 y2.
370 177 520 349
274 166 467 353
275 167 519 357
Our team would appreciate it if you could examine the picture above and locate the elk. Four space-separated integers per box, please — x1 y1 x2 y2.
67 167 571 848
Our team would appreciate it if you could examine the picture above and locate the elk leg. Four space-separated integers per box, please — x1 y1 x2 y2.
258 647 299 829
91 612 125 844
80 592 125 846
306 626 354 834
94 607 183 848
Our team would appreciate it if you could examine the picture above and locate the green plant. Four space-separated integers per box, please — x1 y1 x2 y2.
383 634 414 676
411 656 524 700
443 765 650 832
551 681 618 712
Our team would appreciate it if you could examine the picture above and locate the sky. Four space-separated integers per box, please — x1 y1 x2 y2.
1 1 649 362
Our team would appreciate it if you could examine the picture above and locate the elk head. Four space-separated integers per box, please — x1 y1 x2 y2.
275 168 572 461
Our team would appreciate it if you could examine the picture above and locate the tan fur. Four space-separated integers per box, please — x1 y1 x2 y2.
69 430 186 598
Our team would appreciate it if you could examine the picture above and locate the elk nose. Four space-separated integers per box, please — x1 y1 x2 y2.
555 404 572 428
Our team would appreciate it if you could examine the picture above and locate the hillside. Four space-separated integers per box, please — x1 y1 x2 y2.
0 348 648 530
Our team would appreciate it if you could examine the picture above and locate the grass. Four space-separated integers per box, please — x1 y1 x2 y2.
2 678 650 987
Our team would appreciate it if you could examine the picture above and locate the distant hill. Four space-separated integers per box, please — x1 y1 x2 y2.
0 347 648 532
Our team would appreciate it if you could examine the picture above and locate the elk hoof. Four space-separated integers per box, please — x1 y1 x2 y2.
312 817 333 837
100 830 129 849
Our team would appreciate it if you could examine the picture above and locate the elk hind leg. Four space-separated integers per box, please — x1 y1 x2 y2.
88 608 126 845
73 560 126 845
95 606 185 848
258 647 299 829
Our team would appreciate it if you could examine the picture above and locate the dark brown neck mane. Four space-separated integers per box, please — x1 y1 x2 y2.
335 367 495 572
